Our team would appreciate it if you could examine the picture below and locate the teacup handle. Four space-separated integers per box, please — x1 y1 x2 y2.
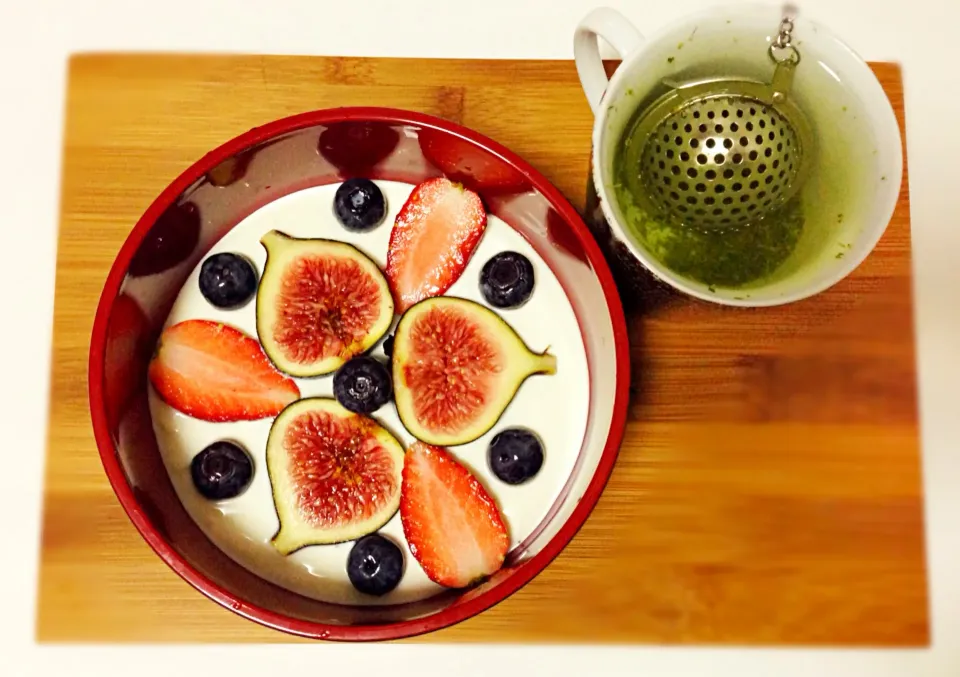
574 8 645 115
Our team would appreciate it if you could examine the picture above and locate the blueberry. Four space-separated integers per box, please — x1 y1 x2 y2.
199 253 258 309
333 356 392 414
191 441 254 500
479 251 535 309
334 178 387 232
488 428 544 485
347 534 404 596
381 335 395 359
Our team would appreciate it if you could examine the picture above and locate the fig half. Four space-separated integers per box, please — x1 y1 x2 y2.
392 297 557 446
266 398 405 554
257 231 393 377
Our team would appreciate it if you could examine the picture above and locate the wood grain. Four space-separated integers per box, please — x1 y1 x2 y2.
36 54 927 645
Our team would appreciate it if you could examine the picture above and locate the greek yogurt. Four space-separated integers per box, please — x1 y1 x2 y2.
148 180 590 606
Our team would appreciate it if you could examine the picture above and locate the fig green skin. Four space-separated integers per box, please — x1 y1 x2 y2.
266 397 405 555
256 230 394 378
391 296 557 447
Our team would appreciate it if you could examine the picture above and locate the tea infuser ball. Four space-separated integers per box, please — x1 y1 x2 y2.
622 10 815 230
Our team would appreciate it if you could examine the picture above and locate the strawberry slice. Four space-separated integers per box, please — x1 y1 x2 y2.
148 319 300 422
385 177 487 312
400 442 509 588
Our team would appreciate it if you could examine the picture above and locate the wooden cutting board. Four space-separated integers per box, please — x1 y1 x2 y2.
36 54 926 645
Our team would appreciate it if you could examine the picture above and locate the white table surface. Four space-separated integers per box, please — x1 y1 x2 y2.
2 0 958 674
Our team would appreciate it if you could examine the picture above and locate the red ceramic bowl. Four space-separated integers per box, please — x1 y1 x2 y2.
89 107 630 640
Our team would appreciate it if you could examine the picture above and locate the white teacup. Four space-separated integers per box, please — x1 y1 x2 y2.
574 4 903 307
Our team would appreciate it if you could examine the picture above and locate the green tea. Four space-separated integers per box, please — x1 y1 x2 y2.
612 173 803 288
605 18 880 294
612 114 805 289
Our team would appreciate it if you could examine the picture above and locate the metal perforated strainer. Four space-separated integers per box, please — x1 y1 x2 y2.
621 12 814 230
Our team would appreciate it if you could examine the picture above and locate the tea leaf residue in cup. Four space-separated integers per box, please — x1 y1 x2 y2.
612 167 804 289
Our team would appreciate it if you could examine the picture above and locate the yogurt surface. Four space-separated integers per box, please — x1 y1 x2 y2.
148 180 590 606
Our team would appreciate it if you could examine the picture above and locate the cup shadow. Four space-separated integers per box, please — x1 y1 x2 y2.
582 176 684 318
581 175 693 418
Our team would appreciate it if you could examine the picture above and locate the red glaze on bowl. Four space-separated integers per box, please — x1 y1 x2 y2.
89 107 630 640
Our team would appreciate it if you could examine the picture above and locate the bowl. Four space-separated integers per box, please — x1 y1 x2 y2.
88 107 631 640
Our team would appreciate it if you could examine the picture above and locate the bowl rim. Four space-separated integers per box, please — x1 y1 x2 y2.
88 106 631 641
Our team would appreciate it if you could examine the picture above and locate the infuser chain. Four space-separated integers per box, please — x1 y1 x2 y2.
769 6 801 65
773 14 795 50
